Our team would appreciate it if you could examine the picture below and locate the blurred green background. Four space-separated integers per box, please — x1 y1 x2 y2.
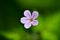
0 0 60 40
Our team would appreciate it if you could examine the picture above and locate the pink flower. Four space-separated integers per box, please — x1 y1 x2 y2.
20 10 39 29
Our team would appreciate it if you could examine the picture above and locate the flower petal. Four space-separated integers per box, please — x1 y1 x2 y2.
31 20 38 26
24 10 31 19
20 17 30 24
32 11 39 19
24 22 31 29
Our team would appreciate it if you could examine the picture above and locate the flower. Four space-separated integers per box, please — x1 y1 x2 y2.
20 10 39 29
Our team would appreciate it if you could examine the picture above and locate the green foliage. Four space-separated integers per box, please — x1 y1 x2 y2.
0 0 60 40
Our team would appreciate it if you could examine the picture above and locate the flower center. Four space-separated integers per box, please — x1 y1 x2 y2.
30 18 33 22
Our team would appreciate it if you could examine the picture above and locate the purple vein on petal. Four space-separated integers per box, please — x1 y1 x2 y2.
20 17 30 24
24 22 31 29
31 20 38 26
32 11 39 19
24 10 31 19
